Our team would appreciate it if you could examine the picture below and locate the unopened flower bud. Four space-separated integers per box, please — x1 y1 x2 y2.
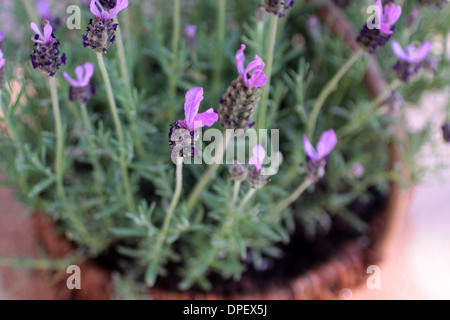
229 163 248 182
248 168 270 189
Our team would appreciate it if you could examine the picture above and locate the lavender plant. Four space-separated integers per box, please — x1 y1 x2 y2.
0 0 449 295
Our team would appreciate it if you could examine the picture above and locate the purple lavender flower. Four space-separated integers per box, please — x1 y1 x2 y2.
83 0 128 53
392 41 432 82
185 24 197 50
357 0 402 53
63 62 96 104
218 45 267 130
260 0 295 17
302 129 337 181
169 88 218 158
235 45 267 89
248 144 270 189
30 20 66 77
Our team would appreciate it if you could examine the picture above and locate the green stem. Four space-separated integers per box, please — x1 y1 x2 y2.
49 77 65 199
273 179 312 215
231 180 241 208
236 188 256 213
96 52 136 215
256 14 279 130
186 131 232 212
148 157 183 285
306 49 364 139
80 103 105 200
168 0 181 121
115 19 145 157
212 0 227 93
49 77 98 251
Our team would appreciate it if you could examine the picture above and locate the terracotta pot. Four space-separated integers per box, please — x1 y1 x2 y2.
0 1 412 300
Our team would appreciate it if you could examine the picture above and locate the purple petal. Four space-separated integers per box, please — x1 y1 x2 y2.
185 24 196 38
303 135 318 160
30 22 45 43
90 0 103 17
184 87 204 130
63 72 79 87
391 41 409 61
316 129 337 159
379 23 393 35
81 62 95 86
192 108 218 129
236 44 246 81
75 65 84 83
411 42 432 63
383 3 402 26
246 55 267 88
43 20 53 43
248 144 266 171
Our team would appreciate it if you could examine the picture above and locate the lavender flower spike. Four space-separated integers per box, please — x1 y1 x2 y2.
169 88 218 159
218 45 267 130
83 0 128 53
392 41 433 82
236 44 267 89
30 20 66 77
357 0 402 53
302 129 337 181
63 62 96 104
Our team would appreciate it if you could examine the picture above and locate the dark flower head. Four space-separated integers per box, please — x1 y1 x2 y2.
99 0 117 10
30 20 66 77
218 45 267 130
229 162 248 182
83 0 128 53
357 0 401 53
260 0 294 17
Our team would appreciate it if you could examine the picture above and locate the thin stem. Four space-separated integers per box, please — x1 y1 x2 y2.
148 157 183 285
96 52 136 214
168 0 181 121
255 14 279 130
236 188 256 213
273 178 312 215
212 0 227 94
186 130 233 212
115 22 145 157
49 77 98 251
231 180 241 208
80 103 105 200
306 49 364 139
49 77 65 198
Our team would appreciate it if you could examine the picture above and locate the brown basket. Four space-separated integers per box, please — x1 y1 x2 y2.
3 1 412 300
